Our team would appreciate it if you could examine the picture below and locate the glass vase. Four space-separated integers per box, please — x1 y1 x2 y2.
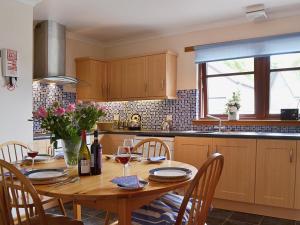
61 137 82 168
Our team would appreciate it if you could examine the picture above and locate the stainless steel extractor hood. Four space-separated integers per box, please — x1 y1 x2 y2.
34 21 77 84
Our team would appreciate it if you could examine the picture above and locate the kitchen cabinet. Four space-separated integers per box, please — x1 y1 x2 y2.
174 137 213 168
100 134 135 154
108 60 124 100
295 141 300 209
76 58 107 101
255 139 296 208
107 51 177 101
147 53 177 98
122 57 147 99
212 138 256 203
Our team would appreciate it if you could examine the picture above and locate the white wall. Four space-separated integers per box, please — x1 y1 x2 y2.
0 0 33 143
63 37 104 92
104 15 300 90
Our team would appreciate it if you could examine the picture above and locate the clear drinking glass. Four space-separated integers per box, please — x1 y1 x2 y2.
115 146 131 176
123 139 134 153
27 151 39 170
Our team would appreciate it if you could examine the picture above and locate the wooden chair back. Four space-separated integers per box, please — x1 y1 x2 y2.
175 153 224 225
0 141 31 163
0 159 47 225
133 138 171 160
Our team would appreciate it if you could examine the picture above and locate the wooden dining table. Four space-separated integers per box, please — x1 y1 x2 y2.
32 157 197 225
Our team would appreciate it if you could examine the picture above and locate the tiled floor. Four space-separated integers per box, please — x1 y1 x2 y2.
46 204 300 225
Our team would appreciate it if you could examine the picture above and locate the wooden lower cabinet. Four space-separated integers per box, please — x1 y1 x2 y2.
100 134 135 155
174 137 212 168
295 141 300 209
212 138 256 203
255 139 296 208
33 139 51 154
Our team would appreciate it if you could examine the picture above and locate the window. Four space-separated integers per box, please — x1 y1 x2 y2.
205 58 254 115
269 53 300 114
199 53 300 118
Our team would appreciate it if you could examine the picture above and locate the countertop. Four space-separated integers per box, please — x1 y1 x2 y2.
33 130 300 140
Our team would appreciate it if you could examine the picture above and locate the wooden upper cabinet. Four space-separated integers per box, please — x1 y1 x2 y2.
255 139 296 208
122 57 147 99
107 51 177 101
108 60 123 100
174 137 212 168
212 138 257 203
76 58 107 101
147 53 176 98
295 141 300 209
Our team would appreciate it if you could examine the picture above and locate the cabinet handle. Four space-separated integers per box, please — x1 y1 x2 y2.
145 84 147 92
289 149 293 163
206 150 210 158
161 80 165 90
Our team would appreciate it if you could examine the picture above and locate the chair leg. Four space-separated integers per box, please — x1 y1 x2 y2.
104 212 110 225
57 198 67 216
29 206 35 217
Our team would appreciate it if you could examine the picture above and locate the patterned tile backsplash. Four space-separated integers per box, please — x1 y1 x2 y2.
32 84 300 133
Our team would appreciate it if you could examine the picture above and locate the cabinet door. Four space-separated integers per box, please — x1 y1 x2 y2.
108 60 123 100
212 138 256 203
96 61 107 100
295 141 300 209
122 57 147 99
147 54 166 97
256 139 296 208
76 59 107 101
174 137 213 168
100 134 136 155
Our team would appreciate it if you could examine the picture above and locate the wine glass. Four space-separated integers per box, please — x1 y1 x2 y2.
123 139 134 153
27 151 39 170
115 146 131 176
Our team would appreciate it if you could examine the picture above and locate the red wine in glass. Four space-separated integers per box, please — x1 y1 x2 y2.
28 151 38 170
116 146 131 176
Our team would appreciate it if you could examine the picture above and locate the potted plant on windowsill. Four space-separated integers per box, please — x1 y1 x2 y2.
225 92 241 121
33 101 105 168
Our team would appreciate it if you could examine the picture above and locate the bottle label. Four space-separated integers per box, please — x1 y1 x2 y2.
91 154 95 167
80 160 90 174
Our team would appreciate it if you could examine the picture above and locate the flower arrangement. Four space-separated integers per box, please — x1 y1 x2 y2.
34 101 106 144
225 91 241 115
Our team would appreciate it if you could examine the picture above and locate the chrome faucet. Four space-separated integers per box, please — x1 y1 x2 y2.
207 115 223 132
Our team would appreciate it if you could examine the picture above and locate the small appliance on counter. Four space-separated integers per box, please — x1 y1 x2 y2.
128 113 141 130
280 109 299 120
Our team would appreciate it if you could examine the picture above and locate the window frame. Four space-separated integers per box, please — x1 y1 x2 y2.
199 55 300 119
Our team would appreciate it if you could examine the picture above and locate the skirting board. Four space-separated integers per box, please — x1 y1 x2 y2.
213 199 300 221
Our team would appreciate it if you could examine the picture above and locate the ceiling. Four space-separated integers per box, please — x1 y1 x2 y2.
33 0 300 46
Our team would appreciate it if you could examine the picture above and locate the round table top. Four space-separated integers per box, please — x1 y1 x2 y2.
33 157 197 201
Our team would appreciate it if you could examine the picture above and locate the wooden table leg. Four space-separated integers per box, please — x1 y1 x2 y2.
117 199 132 225
73 201 82 221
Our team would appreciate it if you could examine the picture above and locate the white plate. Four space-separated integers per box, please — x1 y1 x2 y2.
25 154 52 162
149 167 192 179
25 169 66 181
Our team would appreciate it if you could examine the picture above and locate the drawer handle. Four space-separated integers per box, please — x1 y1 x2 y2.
289 149 293 163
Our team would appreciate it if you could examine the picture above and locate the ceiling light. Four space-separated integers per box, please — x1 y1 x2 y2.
246 4 268 22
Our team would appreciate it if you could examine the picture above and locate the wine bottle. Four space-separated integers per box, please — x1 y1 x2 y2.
78 130 91 176
90 130 102 175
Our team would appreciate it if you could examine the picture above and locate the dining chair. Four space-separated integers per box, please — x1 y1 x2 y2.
128 153 224 225
0 159 83 225
0 141 67 216
133 138 171 160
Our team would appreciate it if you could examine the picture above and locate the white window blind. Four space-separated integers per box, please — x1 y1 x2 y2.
195 32 300 63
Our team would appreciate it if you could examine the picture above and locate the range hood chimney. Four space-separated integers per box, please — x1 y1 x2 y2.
34 21 77 84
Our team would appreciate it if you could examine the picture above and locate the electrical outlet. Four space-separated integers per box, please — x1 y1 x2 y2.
113 114 120 121
166 115 172 121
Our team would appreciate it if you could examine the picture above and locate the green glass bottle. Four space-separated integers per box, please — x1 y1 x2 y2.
78 130 91 176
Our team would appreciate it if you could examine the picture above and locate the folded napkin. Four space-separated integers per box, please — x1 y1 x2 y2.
149 156 166 162
111 175 140 188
